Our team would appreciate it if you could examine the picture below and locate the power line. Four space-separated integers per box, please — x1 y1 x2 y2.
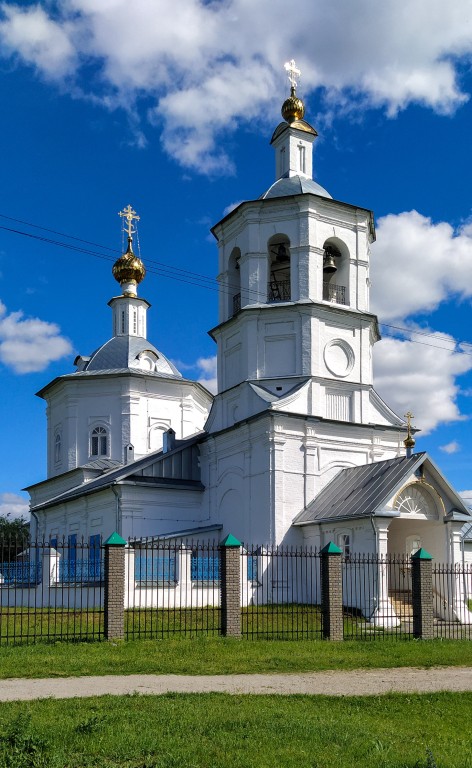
1 213 472 357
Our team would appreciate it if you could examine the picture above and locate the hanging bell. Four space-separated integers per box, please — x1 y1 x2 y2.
323 247 337 274
276 244 290 263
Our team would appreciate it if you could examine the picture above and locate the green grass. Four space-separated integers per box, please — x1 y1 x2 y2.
0 692 471 767
0 636 471 680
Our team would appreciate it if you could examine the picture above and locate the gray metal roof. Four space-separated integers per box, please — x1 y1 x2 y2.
85 335 181 377
31 432 205 511
260 175 332 201
82 458 123 471
293 454 426 525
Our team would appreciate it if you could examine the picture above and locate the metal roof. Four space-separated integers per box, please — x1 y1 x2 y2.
260 175 332 201
293 453 427 525
31 433 205 511
85 335 181 376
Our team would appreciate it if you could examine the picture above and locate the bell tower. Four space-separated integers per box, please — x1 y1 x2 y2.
208 61 402 435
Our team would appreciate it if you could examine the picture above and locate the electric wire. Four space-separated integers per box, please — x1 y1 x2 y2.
1 213 471 357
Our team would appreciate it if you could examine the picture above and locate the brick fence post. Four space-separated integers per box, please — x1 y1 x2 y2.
321 541 343 641
411 548 434 640
220 534 241 638
104 532 127 640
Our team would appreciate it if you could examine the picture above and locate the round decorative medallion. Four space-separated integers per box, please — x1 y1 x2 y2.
324 340 355 378
394 484 439 520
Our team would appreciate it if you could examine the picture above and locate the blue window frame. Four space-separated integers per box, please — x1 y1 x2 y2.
134 552 176 583
190 552 220 582
68 534 77 579
89 534 101 580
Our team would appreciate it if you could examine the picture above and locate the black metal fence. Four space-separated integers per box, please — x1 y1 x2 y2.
433 562 472 639
241 545 322 639
125 540 221 639
1 537 471 645
0 538 104 645
342 554 414 640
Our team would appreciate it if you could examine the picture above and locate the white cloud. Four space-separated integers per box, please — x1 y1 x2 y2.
371 211 472 322
440 441 461 454
0 4 76 77
1 0 471 171
373 329 472 434
196 355 217 394
0 492 30 521
223 201 245 217
172 355 217 393
0 300 72 373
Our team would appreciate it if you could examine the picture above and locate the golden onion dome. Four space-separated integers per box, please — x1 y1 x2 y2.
112 237 146 287
281 87 305 123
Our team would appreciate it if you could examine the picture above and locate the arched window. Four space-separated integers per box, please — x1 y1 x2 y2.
267 236 291 302
91 426 108 457
54 432 62 464
227 247 241 318
322 239 349 306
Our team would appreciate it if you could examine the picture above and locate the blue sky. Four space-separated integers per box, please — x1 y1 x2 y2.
0 0 472 520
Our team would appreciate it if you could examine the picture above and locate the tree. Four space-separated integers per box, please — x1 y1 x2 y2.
0 516 30 560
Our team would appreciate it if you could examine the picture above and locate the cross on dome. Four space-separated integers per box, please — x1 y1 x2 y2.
403 410 416 455
284 59 301 91
119 204 140 238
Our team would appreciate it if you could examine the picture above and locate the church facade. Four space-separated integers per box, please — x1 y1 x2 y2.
26 71 470 602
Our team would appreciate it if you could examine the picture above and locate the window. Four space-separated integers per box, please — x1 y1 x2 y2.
89 534 101 580
267 238 291 303
280 147 286 175
91 426 108 457
298 144 306 174
54 432 61 463
133 308 137 334
191 551 220 582
337 532 351 560
121 311 125 334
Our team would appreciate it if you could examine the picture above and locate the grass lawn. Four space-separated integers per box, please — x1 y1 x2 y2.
0 691 471 767
0 637 471 679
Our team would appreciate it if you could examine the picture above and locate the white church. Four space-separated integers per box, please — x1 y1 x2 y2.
26 63 470 573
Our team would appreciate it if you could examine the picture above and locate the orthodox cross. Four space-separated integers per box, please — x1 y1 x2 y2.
284 59 301 90
118 204 140 238
404 411 415 438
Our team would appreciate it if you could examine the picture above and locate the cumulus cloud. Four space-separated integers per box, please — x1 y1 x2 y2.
0 300 72 373
0 4 76 77
0 0 471 171
373 329 472 434
440 441 461 454
195 355 217 394
371 212 472 322
0 492 30 521
172 355 217 393
368 211 472 433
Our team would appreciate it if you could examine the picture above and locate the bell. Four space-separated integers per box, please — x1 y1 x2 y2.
323 247 337 274
276 244 289 263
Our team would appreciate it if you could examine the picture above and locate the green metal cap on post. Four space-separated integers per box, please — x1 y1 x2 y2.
320 541 342 555
411 547 433 560
220 533 241 548
104 532 127 547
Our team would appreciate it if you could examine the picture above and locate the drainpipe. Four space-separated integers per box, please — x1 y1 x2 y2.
111 486 121 535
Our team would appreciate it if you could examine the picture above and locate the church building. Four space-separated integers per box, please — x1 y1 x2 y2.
26 63 470 590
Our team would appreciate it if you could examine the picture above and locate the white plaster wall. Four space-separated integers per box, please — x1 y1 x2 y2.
44 375 211 477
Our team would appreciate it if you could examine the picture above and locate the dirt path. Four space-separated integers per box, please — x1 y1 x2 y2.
0 667 471 701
